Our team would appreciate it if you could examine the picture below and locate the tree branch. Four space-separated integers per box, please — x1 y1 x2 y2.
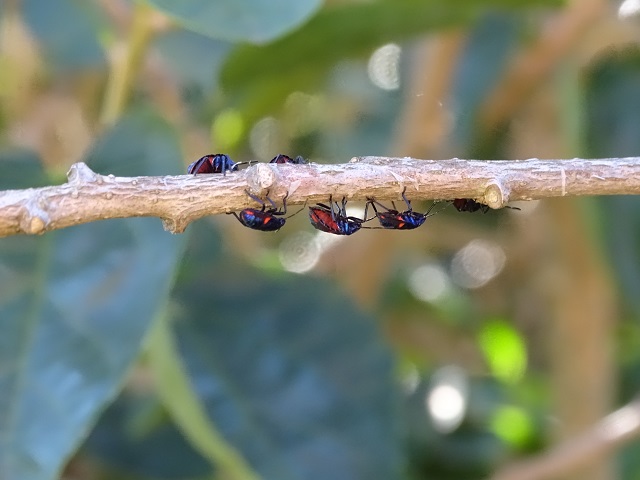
491 397 640 480
0 157 638 237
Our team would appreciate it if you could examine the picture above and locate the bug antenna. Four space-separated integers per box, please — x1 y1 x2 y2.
285 201 308 219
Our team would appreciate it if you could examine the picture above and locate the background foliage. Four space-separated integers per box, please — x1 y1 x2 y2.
1 0 640 479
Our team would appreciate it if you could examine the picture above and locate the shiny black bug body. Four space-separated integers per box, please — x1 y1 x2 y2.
451 198 520 213
451 198 490 213
309 197 365 236
230 192 303 232
269 154 307 164
187 154 238 176
367 188 436 230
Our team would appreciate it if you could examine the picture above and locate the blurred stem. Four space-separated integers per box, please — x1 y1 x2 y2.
100 1 157 126
546 199 617 480
478 0 606 131
0 2 40 122
148 316 260 480
393 31 465 158
491 396 640 480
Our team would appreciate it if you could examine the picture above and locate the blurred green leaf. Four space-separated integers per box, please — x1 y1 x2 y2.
490 405 533 448
0 110 186 480
85 108 185 176
161 220 402 480
478 319 527 384
22 0 106 71
149 316 259 480
155 30 232 92
146 0 322 44
220 0 562 124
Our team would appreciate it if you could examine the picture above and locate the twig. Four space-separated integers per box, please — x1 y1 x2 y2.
0 157 638 237
478 0 607 129
491 397 640 480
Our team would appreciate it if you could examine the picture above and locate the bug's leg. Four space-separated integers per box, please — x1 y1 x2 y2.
276 192 289 216
244 189 267 207
280 192 288 215
189 156 207 176
401 187 413 211
366 197 392 213
220 156 226 176
363 200 379 222
328 195 337 222
262 190 278 211
339 197 350 219
228 211 245 226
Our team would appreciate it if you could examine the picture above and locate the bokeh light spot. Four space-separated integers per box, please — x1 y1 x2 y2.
450 239 506 289
619 0 640 19
408 263 452 303
426 365 468 434
278 231 321 274
368 43 401 91
249 117 281 160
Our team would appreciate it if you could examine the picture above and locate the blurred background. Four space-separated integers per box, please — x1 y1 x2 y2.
1 0 640 479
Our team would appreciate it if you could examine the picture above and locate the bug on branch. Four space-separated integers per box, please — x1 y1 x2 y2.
188 154 255 176
269 154 307 164
451 198 521 213
229 191 304 232
187 153 238 175
309 196 366 236
366 188 438 230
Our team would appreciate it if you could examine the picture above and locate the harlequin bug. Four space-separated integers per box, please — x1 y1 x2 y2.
309 196 365 236
269 154 307 164
229 191 303 232
187 154 238 176
366 188 437 230
451 198 520 213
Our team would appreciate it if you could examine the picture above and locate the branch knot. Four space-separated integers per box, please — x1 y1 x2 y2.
483 181 510 209
67 162 99 184
246 163 277 194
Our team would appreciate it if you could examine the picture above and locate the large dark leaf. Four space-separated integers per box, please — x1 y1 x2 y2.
155 30 232 92
147 0 322 44
158 220 402 479
0 110 186 480
585 48 640 315
85 108 185 176
0 148 50 190
84 392 212 479
220 0 562 123
21 0 106 71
